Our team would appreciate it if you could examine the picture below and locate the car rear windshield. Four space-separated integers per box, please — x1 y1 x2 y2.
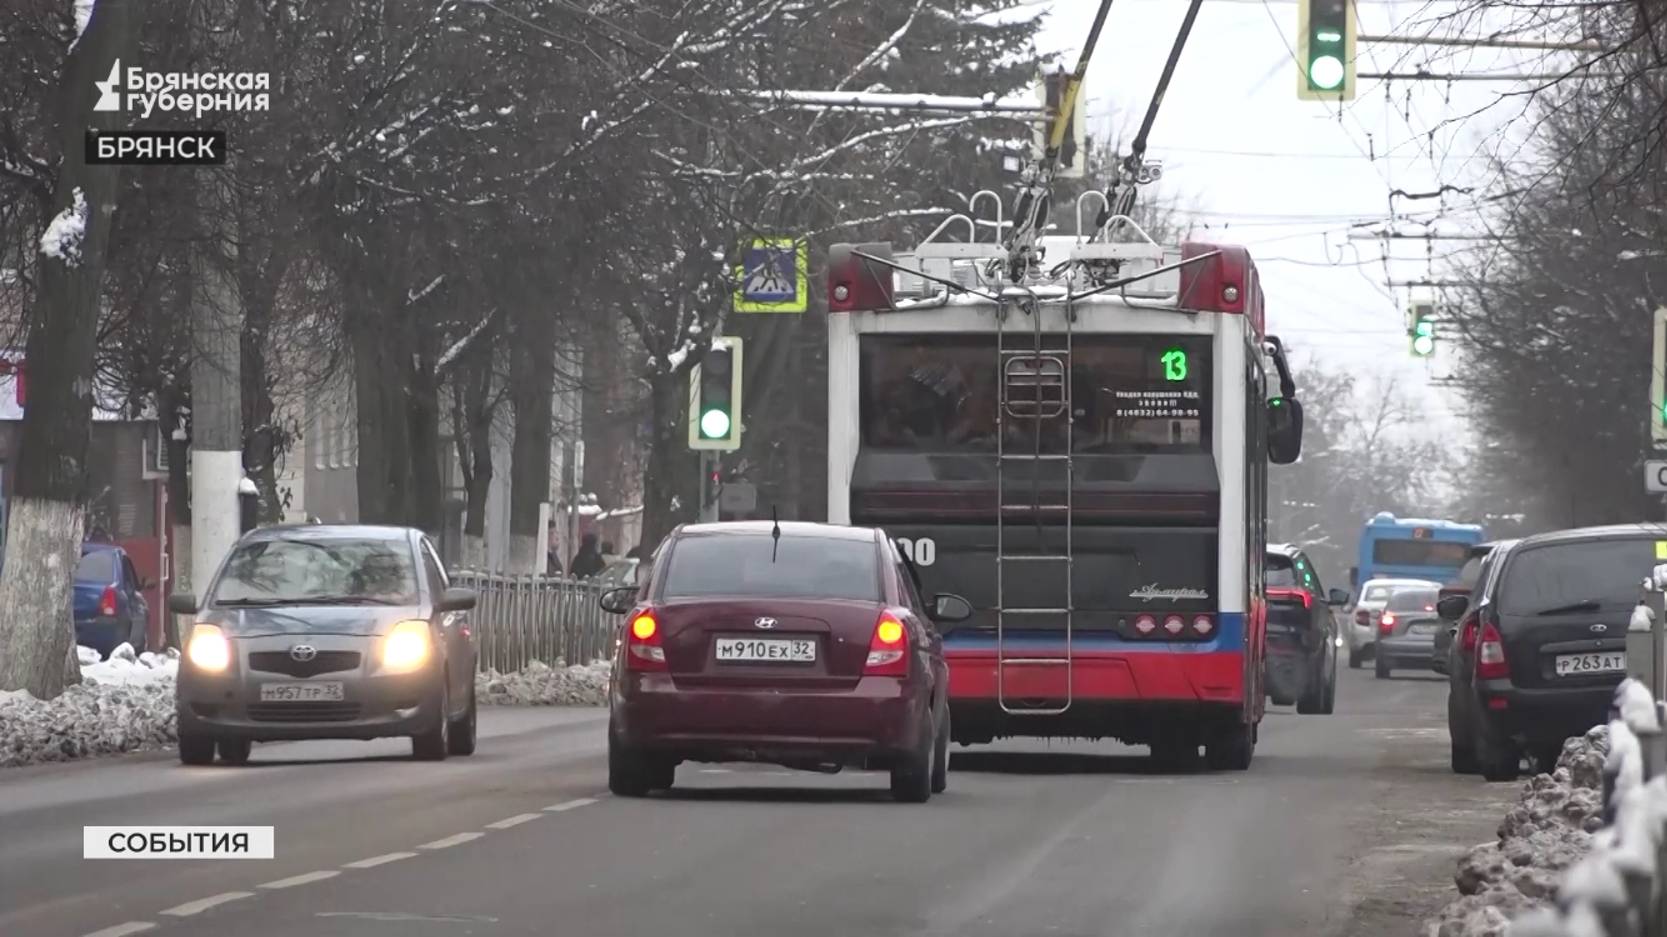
660 534 880 602
1265 554 1298 588
1455 551 1488 588
1499 538 1661 615
210 537 420 606
1361 584 1392 603
1386 590 1438 612
76 550 116 583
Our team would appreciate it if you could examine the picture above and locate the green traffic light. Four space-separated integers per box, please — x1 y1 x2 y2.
1309 55 1345 90
699 408 731 439
1411 334 1435 356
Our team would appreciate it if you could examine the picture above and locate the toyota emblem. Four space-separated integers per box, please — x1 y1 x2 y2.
754 617 777 630
1589 623 1609 634
289 644 318 662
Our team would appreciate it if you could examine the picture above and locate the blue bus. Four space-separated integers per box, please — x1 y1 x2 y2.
1352 512 1485 589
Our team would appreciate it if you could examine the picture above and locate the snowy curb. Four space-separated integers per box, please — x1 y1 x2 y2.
1422 726 1608 937
0 646 609 770
476 659 611 707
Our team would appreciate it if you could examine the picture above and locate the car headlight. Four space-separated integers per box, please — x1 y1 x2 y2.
186 624 231 672
382 620 432 673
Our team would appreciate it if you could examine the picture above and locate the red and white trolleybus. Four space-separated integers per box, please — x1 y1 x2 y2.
823 196 1304 769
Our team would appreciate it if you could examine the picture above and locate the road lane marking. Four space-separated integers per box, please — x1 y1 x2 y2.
83 924 156 937
259 870 340 889
343 851 419 869
485 813 542 829
160 892 254 916
418 832 484 850
542 797 597 812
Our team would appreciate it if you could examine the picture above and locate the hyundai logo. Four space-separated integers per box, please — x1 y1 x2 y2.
754 617 777 630
289 644 318 662
1589 623 1609 634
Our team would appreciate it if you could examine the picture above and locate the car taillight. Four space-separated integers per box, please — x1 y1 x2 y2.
1379 612 1396 634
1354 609 1370 626
1476 621 1509 680
625 611 666 671
864 611 909 677
1191 614 1214 636
1459 618 1478 653
99 585 118 618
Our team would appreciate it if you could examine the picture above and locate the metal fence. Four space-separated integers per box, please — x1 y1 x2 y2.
452 570 624 674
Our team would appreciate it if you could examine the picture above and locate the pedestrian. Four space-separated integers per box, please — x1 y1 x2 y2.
568 532 605 579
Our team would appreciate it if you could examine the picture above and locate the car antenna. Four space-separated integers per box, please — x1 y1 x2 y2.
771 506 781 563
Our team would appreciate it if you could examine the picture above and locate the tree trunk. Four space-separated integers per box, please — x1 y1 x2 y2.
508 308 554 572
406 363 443 535
639 371 691 547
454 361 494 568
350 301 414 524
0 0 134 697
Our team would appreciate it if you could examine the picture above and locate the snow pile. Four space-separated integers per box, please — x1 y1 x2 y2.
476 659 610 707
0 644 180 768
38 187 88 266
1425 727 1608 937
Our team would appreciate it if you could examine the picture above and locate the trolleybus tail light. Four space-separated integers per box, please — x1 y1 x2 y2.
625 611 666 671
826 242 896 313
1162 615 1185 635
1191 615 1214 636
1133 614 1158 635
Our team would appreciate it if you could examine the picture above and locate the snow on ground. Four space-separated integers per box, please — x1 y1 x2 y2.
1424 727 1608 937
0 647 609 769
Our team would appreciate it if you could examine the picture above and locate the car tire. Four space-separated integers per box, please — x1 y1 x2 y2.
608 731 655 798
1375 655 1391 679
1347 645 1362 669
890 719 934 803
412 685 451 761
1533 740 1566 775
1296 659 1328 714
1204 718 1254 771
1446 689 1478 774
930 704 950 794
1476 718 1520 782
217 738 252 765
1150 738 1200 771
178 732 216 766
1318 664 1337 715
447 686 478 756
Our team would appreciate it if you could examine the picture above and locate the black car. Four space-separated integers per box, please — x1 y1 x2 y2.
1433 541 1508 675
1263 544 1347 714
1439 526 1652 781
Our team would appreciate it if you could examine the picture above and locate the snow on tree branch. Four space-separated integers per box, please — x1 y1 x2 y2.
38 187 88 268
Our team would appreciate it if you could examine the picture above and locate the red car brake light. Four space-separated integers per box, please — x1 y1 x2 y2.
99 585 118 618
1476 620 1509 680
864 611 909 677
1459 617 1478 653
625 611 666 671
1266 587 1312 609
1378 611 1396 634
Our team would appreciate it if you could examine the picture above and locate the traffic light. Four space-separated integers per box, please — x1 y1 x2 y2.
1296 0 1356 101
688 336 743 451
1409 301 1436 357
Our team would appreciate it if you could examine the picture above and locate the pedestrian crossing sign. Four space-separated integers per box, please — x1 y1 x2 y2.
734 239 807 313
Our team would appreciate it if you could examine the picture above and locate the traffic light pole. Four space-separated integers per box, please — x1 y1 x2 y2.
699 452 721 523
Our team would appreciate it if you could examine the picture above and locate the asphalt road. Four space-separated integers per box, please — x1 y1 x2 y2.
0 665 1519 937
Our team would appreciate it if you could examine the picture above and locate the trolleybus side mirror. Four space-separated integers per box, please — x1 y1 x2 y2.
930 593 974 625
1267 396 1303 465
1327 588 1350 606
1436 594 1468 622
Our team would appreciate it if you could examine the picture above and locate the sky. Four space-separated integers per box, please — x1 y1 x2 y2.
1029 0 1560 438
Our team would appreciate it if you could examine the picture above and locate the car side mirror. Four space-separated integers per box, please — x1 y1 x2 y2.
1436 594 1467 622
930 593 974 624
437 587 477 612
1267 397 1303 465
599 586 636 615
1326 588 1350 606
167 593 197 615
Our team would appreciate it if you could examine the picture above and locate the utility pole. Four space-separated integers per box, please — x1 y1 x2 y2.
187 0 244 596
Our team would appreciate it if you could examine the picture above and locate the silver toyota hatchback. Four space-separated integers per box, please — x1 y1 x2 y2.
169 524 479 765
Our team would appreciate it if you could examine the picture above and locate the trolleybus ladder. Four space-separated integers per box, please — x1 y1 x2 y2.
995 292 1075 716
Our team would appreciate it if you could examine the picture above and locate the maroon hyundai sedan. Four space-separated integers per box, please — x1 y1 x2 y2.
598 521 971 802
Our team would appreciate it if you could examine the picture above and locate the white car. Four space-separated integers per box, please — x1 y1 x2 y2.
1345 577 1443 668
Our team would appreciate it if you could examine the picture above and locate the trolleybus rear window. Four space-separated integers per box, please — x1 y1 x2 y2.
859 334 1211 453
1371 539 1471 568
